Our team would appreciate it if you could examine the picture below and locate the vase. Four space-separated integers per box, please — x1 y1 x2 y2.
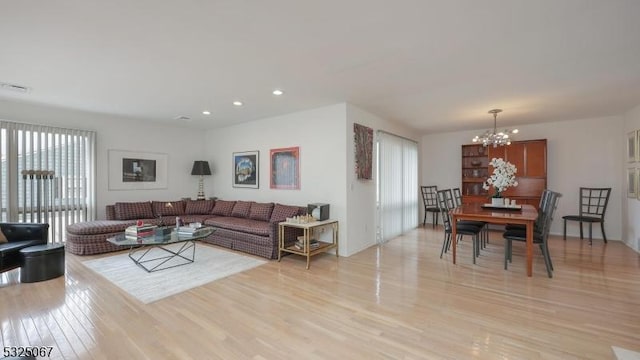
491 197 503 206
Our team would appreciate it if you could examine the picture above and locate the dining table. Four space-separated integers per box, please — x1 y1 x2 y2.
450 203 539 277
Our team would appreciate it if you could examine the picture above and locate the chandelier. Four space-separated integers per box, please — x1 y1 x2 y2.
472 109 518 147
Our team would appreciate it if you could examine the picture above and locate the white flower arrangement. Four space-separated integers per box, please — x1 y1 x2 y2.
483 157 518 198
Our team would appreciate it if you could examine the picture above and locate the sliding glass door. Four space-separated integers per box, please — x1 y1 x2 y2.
377 131 418 243
0 120 96 243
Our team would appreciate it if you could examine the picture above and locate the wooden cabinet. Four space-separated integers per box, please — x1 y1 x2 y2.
488 139 547 207
461 139 547 207
461 144 490 204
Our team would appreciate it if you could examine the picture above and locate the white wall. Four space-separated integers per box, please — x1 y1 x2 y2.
0 99 207 219
421 115 624 240
204 104 350 254
345 104 419 255
623 104 640 252
204 103 420 257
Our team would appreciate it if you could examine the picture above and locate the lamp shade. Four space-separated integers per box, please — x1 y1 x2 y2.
191 161 212 176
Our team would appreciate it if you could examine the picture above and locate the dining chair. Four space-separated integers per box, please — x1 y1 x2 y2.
503 190 561 278
421 186 444 228
562 187 611 245
452 187 488 248
437 189 483 262
505 189 552 232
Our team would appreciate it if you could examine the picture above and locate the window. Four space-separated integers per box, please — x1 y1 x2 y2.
0 121 96 242
377 131 418 243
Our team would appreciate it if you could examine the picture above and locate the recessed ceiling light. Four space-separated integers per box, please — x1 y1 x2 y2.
272 89 284 96
233 101 243 106
202 110 211 115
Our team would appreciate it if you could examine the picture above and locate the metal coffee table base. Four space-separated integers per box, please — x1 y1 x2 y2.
128 240 196 273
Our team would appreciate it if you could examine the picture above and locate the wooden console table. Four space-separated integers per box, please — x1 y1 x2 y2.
278 219 338 269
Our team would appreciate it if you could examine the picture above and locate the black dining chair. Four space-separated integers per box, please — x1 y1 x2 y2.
452 187 488 248
505 189 552 232
421 186 444 228
503 190 561 278
562 187 611 245
437 189 483 262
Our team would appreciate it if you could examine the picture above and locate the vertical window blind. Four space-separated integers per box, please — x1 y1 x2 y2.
0 120 96 243
377 131 418 243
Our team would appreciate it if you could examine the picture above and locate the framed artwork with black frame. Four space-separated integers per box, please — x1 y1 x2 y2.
108 150 168 190
233 151 259 188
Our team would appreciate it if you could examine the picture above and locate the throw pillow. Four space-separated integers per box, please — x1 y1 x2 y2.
0 228 7 243
152 201 185 217
231 201 253 218
248 202 275 221
270 203 301 222
114 201 154 220
211 200 236 216
185 200 215 215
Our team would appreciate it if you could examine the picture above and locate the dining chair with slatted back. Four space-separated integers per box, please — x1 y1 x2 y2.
562 187 611 245
452 188 463 207
452 187 488 248
437 189 482 262
421 186 443 228
505 189 552 232
503 190 561 278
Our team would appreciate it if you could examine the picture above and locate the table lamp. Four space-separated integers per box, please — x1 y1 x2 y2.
191 161 212 200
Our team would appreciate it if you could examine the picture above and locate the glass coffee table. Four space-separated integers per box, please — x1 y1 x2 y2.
107 227 215 272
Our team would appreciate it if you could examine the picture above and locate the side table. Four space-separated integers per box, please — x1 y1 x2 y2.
278 219 338 269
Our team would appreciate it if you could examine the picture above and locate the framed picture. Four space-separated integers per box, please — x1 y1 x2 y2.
108 150 168 190
628 168 638 198
627 130 638 163
233 151 259 188
270 146 300 190
354 123 373 180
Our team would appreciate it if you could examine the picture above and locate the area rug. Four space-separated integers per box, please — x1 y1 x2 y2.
82 243 266 304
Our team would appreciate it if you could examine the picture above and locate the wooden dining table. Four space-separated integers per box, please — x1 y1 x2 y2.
450 203 539 276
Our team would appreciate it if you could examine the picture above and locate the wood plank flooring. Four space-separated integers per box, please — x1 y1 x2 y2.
1 227 639 359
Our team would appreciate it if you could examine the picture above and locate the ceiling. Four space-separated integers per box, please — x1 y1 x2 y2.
1 0 640 134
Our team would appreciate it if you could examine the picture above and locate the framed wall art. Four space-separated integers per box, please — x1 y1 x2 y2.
629 168 638 198
108 150 168 190
627 130 638 163
270 146 300 190
233 151 259 188
354 123 373 180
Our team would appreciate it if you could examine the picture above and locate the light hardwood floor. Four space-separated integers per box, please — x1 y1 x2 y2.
1 227 639 359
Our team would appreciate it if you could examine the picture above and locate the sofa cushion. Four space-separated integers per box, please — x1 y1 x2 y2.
0 228 6 243
106 205 117 220
270 203 302 222
185 200 215 215
180 214 216 224
0 240 45 256
66 220 146 235
114 201 154 220
231 201 253 218
152 200 185 216
249 202 275 222
211 200 236 216
204 217 270 236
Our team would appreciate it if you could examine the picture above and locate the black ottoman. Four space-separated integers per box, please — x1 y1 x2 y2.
19 244 65 283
